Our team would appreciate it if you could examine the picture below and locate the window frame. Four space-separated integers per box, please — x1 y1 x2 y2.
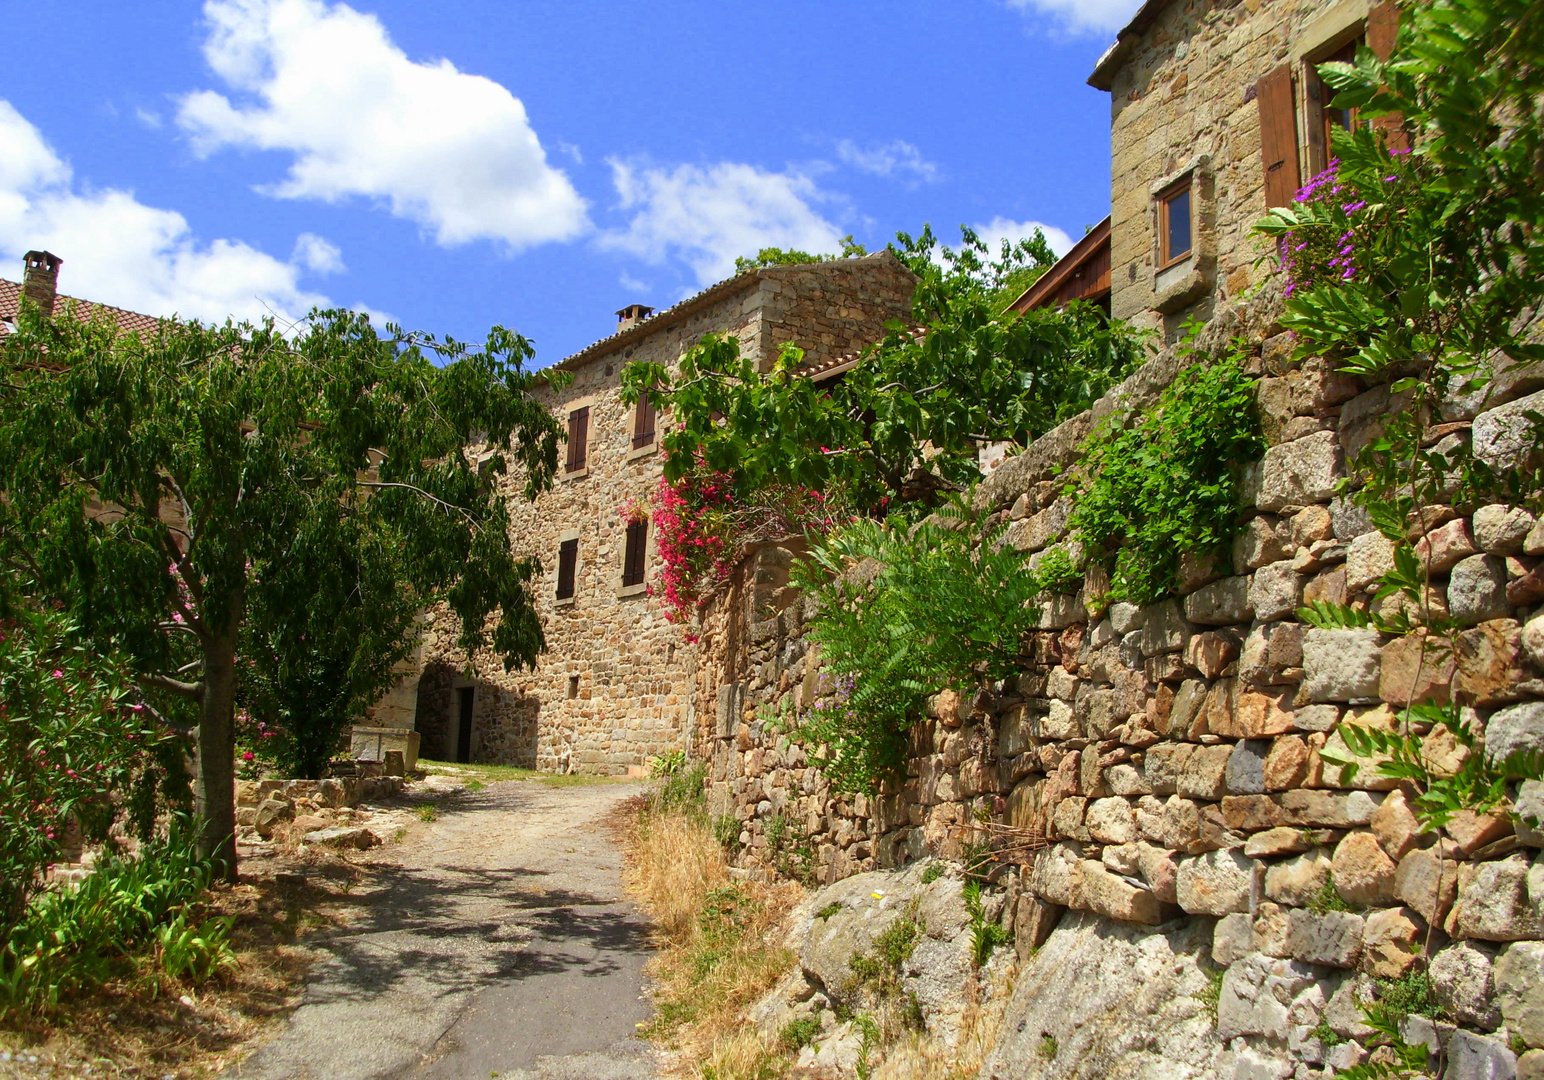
555 537 579 601
621 519 647 589
631 389 656 451
565 405 590 474
1157 179 1194 270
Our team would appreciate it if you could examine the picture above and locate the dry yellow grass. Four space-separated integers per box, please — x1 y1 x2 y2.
623 800 804 1079
870 958 1018 1080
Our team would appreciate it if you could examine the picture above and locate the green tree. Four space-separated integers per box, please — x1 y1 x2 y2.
627 226 1144 518
0 306 566 878
733 235 868 273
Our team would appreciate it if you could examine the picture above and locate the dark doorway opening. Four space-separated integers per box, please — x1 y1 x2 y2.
456 686 474 764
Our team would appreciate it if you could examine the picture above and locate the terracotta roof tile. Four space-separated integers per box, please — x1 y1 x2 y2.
0 279 164 339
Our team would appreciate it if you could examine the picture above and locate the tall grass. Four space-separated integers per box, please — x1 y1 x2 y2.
626 765 804 1079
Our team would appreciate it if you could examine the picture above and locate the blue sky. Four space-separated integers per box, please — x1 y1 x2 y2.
2 0 1138 365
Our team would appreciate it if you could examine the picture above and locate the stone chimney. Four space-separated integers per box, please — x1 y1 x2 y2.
21 251 62 317
615 303 653 333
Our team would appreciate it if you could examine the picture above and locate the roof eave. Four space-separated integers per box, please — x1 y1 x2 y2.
1087 0 1175 90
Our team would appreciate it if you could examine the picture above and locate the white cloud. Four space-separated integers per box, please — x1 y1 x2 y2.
292 231 344 274
1003 0 1143 35
973 216 1075 260
618 270 650 294
0 99 335 326
599 160 846 287
177 0 588 249
835 139 940 183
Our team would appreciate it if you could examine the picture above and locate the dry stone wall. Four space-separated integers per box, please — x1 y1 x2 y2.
690 286 1544 1077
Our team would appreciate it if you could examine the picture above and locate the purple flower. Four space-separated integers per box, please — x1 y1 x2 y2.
1342 200 1367 213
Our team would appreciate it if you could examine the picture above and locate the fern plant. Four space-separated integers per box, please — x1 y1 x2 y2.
792 498 1048 792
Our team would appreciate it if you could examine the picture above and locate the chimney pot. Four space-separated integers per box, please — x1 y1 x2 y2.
22 250 62 318
615 303 654 333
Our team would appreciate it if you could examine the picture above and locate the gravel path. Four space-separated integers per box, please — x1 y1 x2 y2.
226 779 658 1080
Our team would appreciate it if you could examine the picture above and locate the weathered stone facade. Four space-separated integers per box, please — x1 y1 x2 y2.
397 253 915 772
1091 0 1394 340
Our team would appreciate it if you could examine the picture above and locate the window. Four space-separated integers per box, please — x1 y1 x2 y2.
565 406 589 472
1159 182 1192 268
1315 40 1361 159
556 538 578 600
632 389 656 450
622 520 647 587
567 674 580 700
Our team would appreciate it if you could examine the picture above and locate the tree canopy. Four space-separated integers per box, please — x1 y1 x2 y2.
0 306 567 875
625 226 1146 519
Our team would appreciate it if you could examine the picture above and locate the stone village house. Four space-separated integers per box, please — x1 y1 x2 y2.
376 255 917 773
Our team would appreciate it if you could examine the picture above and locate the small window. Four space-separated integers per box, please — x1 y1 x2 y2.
1317 40 1361 151
622 520 647 587
632 389 656 450
1159 182 1193 268
565 406 589 472
567 674 580 700
556 538 578 599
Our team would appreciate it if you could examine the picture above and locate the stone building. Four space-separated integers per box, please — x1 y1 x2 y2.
396 253 916 772
0 250 162 337
1089 0 1400 339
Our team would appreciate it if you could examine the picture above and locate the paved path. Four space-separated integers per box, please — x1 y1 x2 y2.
228 780 658 1080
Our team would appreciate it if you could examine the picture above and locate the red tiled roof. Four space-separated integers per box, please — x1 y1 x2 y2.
0 278 164 339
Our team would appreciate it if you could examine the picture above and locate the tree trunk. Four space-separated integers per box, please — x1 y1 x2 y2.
196 623 240 883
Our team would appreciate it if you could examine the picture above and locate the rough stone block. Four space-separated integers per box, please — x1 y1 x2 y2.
1453 853 1544 942
1497 942 1544 1049
1086 797 1137 845
1287 907 1364 968
1235 515 1291 570
1370 790 1421 862
1449 554 1511 625
1141 599 1191 657
1226 740 1270 795
1176 847 1253 916
1303 628 1383 703
1217 953 1320 1041
1379 629 1455 707
1345 531 1398 594
1332 832 1398 907
1265 847 1333 907
1214 912 1254 966
1175 744 1233 800
1263 735 1311 791
1185 629 1242 679
1228 687 1298 738
1360 907 1423 978
1245 826 1310 858
1280 789 1383 828
1184 576 1254 626
1081 860 1167 925
1258 431 1342 512
1395 845 1460 926
1485 701 1544 767
1474 504 1538 556
1414 517 1479 573
1430 940 1502 1029
1474 388 1544 473
1250 560 1305 623
1239 621 1304 687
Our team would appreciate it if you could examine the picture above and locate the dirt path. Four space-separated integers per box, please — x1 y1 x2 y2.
226 779 658 1080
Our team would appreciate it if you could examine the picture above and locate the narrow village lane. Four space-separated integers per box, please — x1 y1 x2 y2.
228 780 657 1080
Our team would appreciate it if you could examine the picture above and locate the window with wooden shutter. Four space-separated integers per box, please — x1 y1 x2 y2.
1257 63 1302 207
556 538 578 600
622 520 647 587
1159 180 1193 268
566 406 589 472
632 389 656 450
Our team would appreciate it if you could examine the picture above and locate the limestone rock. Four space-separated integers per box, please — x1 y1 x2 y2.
301 825 379 849
1379 630 1455 707
1395 845 1460 925
1226 740 1270 796
1287 908 1364 968
1522 1049 1544 1080
1281 789 1383 828
1449 554 1512 625
1346 531 1398 593
1175 847 1253 916
1263 736 1311 791
1015 894 1064 960
254 797 293 839
1185 629 1242 679
1250 561 1305 623
1431 940 1503 1030
1141 599 1191 657
1453 853 1544 942
1370 789 1420 862
1516 780 1544 848
1216 952 1321 1040
1214 912 1253 966
1081 859 1167 925
1526 612 1544 670
1175 744 1233 801
1258 431 1342 512
1245 826 1310 859
1360 907 1422 978
1239 621 1304 687
1485 701 1544 767
1496 942 1544 1049
1303 628 1383 703
1474 388 1544 473
1184 576 1254 626
1414 517 1479 573
1236 515 1291 570
1474 504 1537 556
1266 848 1332 907
1086 797 1137 845
1331 832 1398 907
983 913 1217 1080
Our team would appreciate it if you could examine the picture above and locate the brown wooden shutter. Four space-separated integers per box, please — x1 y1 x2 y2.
556 538 578 599
566 406 589 471
1258 64 1302 207
632 390 656 449
1365 1 1409 152
622 521 647 587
